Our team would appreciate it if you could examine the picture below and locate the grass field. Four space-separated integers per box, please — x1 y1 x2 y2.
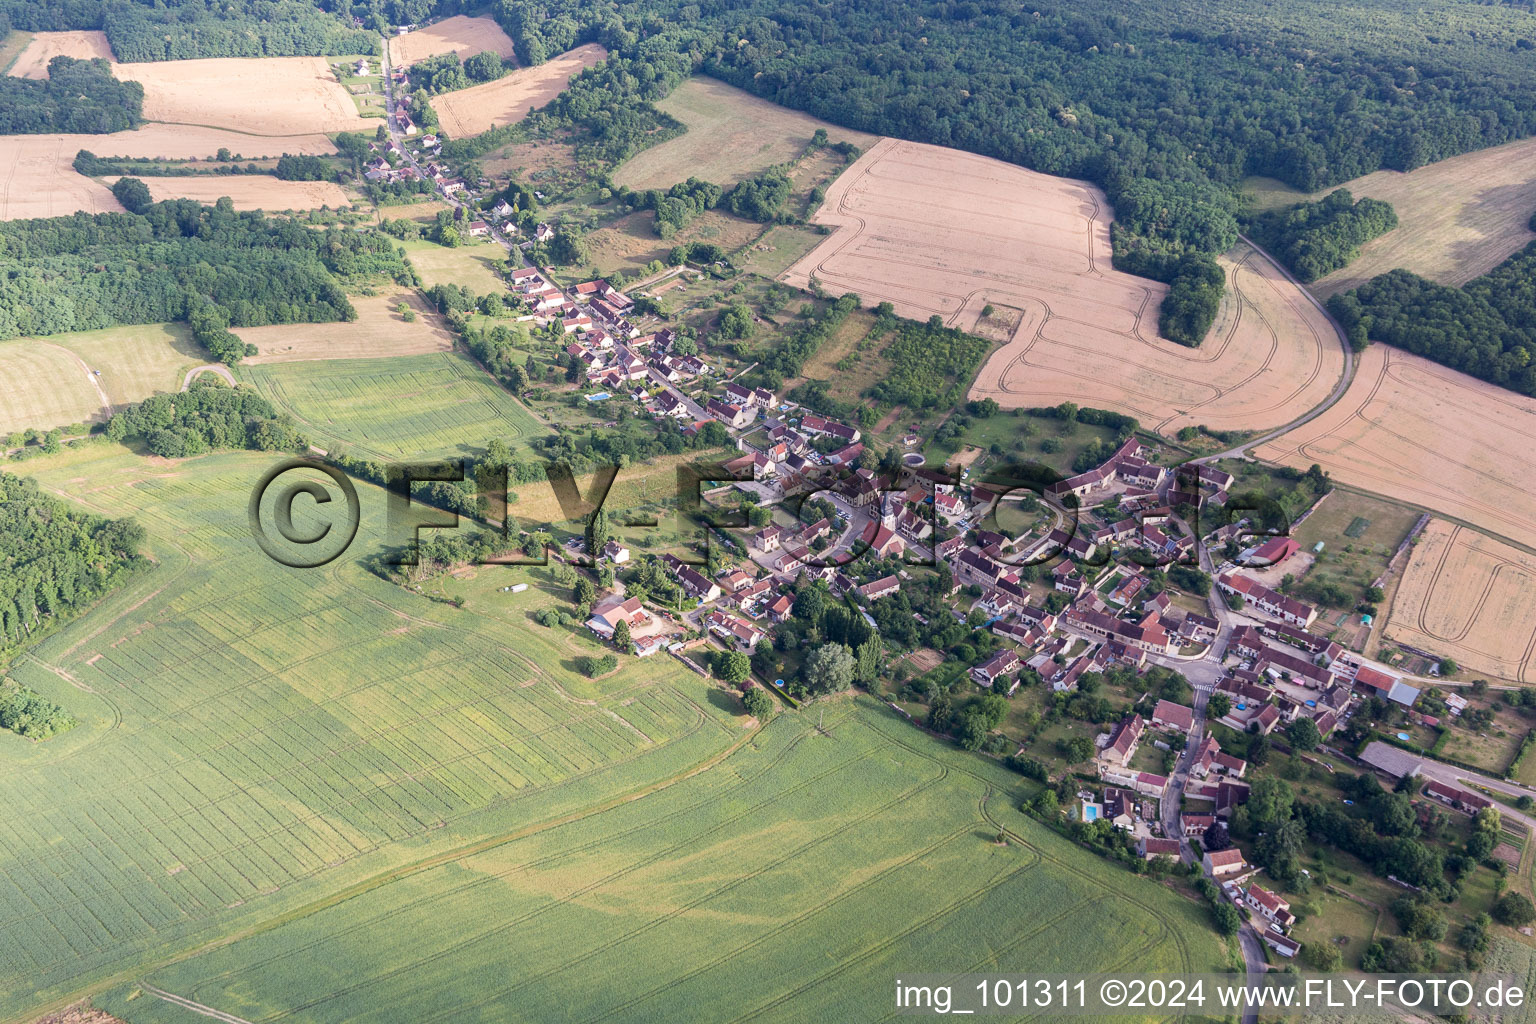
613 76 879 191
0 30 31 74
0 323 202 435
241 351 546 460
0 445 1225 1021
400 238 510 295
1292 487 1422 597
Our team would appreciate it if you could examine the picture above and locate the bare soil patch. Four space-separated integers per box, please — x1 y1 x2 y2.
1300 137 1536 297
0 123 335 221
7 31 113 78
237 292 455 363
1385 519 1536 685
389 16 517 66
105 174 349 212
429 44 607 137
786 138 1344 439
115 56 373 134
613 76 879 190
480 137 580 181
1256 345 1536 550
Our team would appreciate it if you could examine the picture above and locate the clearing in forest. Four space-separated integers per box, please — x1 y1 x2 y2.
389 16 518 66
103 174 349 212
1386 519 1536 685
612 76 879 190
1250 137 1536 298
429 43 607 137
241 350 544 460
6 30 114 78
0 123 336 221
582 208 764 278
115 56 374 134
236 292 455 364
786 138 1344 438
0 323 201 435
1256 344 1536 551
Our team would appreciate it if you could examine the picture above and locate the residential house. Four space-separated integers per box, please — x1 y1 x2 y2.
1138 837 1182 860
1099 713 1144 766
971 649 1020 689
601 540 630 564
1216 572 1318 628
1151 699 1195 733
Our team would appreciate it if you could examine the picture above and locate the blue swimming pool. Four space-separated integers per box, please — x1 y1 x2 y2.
586 392 611 402
1083 804 1100 822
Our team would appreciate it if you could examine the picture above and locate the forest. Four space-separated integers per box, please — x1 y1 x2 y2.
1328 238 1536 397
0 471 144 655
0 57 141 134
1247 189 1399 282
0 197 415 363
0 0 377 60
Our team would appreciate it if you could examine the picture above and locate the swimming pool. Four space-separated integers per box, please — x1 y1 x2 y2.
585 392 611 402
1082 803 1101 822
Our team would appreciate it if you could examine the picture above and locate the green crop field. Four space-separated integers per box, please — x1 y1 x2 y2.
90 705 1222 1024
240 351 547 460
0 447 741 1020
0 445 1222 1022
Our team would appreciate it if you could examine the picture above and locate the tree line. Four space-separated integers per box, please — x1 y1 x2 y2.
0 196 415 364
0 57 141 134
0 470 145 656
1247 189 1399 282
0 0 377 61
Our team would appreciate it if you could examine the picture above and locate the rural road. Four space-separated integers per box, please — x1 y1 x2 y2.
182 364 237 389
1362 741 1536 833
42 340 114 417
1197 235 1358 463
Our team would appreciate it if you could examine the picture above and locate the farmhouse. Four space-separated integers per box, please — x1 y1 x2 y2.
1138 837 1182 860
1202 848 1247 877
585 596 651 640
1422 780 1492 814
1244 885 1295 930
1216 572 1317 627
705 610 765 651
1242 536 1299 567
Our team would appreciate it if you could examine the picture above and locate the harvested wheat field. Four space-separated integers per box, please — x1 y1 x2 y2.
786 138 1344 437
389 16 517 66
430 43 607 136
1256 344 1536 550
613 76 879 190
1386 520 1536 684
115 57 373 134
108 174 350 212
0 123 335 220
237 292 454 364
1296 138 1536 298
6 30 114 78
